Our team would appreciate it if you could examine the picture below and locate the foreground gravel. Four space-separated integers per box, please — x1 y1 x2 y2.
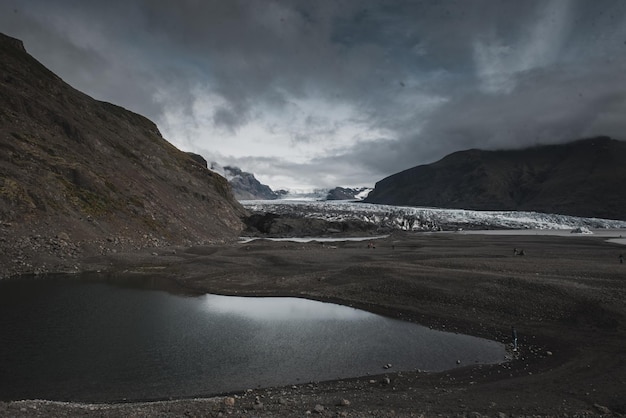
2 231 625 417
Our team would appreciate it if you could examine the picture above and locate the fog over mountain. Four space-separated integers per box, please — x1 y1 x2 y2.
210 163 284 201
198 159 370 201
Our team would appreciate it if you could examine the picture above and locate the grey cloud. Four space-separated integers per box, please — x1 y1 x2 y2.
347 64 626 179
212 104 250 133
2 0 625 189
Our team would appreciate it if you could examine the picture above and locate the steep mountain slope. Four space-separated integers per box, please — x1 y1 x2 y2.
0 33 246 277
365 137 626 220
221 165 280 200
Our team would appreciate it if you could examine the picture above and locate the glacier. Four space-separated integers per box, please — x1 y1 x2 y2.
241 200 626 232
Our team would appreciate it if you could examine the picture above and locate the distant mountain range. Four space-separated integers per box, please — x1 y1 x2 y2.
191 158 371 201
365 137 626 221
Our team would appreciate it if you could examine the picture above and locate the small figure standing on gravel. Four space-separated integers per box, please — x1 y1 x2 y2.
512 326 518 351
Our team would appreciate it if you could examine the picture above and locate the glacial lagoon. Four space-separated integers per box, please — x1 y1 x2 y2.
0 275 505 402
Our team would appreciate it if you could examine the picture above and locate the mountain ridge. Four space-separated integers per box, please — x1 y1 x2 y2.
0 33 246 277
365 137 626 220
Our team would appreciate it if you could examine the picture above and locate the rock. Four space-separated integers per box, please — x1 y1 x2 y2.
594 404 611 414
313 404 325 414
223 397 235 407
456 359 461 364
546 351 553 356
337 399 351 407
382 377 391 385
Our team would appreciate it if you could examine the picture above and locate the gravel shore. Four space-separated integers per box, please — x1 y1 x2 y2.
2 231 625 417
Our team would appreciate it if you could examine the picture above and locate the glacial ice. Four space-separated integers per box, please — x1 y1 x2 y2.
241 200 626 232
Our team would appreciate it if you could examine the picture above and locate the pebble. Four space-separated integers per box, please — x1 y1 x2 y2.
594 404 611 414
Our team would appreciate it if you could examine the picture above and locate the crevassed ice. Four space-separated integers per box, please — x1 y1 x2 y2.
240 200 626 231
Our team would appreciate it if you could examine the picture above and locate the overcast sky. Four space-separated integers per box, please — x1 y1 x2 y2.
2 0 626 190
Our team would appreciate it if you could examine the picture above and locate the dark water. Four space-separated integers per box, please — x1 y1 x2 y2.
0 275 505 402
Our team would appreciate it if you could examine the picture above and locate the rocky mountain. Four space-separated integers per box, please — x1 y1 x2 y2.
365 137 626 220
325 187 372 201
0 33 246 277
207 162 283 200
190 159 372 202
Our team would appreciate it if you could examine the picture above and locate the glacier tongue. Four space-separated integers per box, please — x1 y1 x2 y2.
241 200 626 232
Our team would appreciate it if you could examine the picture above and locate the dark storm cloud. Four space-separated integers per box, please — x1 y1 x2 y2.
2 0 626 189
341 64 626 177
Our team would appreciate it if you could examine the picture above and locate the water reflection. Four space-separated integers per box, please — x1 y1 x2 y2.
0 276 505 403
202 294 370 321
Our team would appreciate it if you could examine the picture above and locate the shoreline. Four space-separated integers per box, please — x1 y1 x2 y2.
1 231 625 416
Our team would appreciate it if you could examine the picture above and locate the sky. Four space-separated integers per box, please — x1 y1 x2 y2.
2 0 626 191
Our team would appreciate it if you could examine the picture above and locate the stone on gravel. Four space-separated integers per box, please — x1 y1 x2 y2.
594 403 611 414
